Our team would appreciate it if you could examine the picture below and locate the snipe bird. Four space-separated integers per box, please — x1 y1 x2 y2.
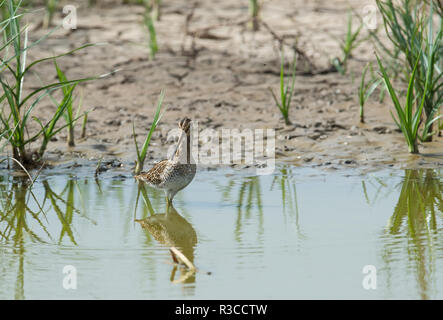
135 118 196 205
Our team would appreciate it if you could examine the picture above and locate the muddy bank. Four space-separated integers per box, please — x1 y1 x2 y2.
3 0 442 173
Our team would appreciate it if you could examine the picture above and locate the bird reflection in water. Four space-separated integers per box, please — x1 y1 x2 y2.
136 200 197 284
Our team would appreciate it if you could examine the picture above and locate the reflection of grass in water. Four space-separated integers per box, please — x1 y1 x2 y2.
132 181 167 245
219 168 307 242
0 178 49 244
271 167 298 220
361 175 396 206
387 170 442 236
42 180 78 245
382 169 443 299
0 179 43 300
220 175 263 243
133 182 165 217
271 166 305 240
0 176 84 299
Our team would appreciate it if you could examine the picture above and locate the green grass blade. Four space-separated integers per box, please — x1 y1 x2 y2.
376 53 406 125
139 90 165 163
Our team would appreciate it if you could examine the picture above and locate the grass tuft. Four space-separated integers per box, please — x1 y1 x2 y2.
332 10 363 75
376 53 428 154
358 63 381 123
144 4 158 60
376 0 443 142
249 0 260 31
43 0 58 28
269 52 296 125
0 0 105 167
133 90 165 175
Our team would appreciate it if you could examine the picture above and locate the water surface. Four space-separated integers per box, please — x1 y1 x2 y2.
0 166 442 299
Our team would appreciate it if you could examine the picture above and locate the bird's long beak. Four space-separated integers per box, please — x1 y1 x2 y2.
170 129 186 161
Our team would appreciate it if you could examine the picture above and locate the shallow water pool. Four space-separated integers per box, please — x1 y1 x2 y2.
0 166 442 299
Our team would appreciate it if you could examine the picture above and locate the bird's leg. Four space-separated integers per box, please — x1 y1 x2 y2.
166 196 172 210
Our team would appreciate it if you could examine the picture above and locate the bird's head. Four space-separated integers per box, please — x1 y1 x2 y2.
178 117 192 136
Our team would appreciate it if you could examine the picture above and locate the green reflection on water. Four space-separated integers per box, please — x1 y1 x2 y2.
1 167 443 299
43 180 77 245
271 166 305 240
218 175 264 243
0 176 82 299
382 169 443 300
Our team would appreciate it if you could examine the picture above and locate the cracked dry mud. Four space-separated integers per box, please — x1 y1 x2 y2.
6 0 443 173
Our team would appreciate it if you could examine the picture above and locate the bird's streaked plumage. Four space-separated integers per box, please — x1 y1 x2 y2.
135 118 196 204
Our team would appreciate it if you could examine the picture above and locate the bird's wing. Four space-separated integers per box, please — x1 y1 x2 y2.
135 159 169 186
